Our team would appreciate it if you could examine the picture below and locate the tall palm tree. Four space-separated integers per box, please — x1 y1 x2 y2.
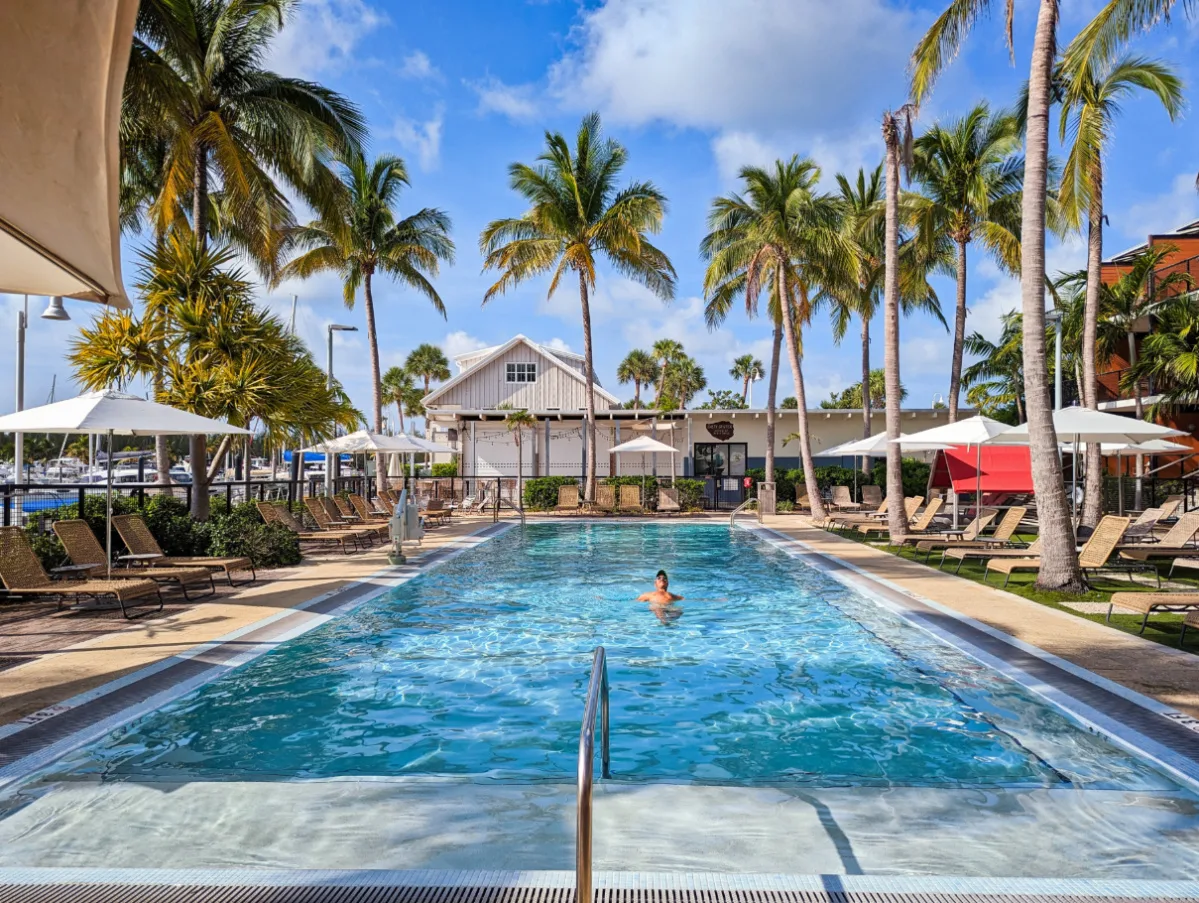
909 104 1024 422
498 404 537 507
652 339 686 401
702 157 852 522
278 153 454 491
663 358 708 410
617 349 658 409
480 113 676 503
730 355 765 404
912 0 1082 591
405 343 452 397
381 366 419 432
963 311 1027 422
1056 53 1183 526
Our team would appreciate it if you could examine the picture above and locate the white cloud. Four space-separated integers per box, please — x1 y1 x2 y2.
711 132 787 185
966 236 1086 344
549 0 916 134
1118 172 1199 246
399 50 438 80
544 337 573 353
468 76 540 120
444 330 489 365
393 107 444 171
267 0 386 78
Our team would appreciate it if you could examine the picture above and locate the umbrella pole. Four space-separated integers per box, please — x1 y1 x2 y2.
975 444 981 522
105 429 113 579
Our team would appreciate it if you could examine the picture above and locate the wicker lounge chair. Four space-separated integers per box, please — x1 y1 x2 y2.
824 497 888 531
1108 591 1199 635
829 485 861 511
557 484 580 512
619 484 642 512
985 516 1157 589
794 486 812 511
332 496 365 523
1181 609 1199 645
0 526 162 618
112 515 255 586
1117 511 1199 561
349 494 389 523
323 497 391 535
932 507 1030 570
1120 507 1165 543
860 485 883 509
423 498 452 525
52 520 216 599
258 502 362 554
900 508 997 552
303 498 381 542
857 497 940 537
657 487 682 515
593 485 616 511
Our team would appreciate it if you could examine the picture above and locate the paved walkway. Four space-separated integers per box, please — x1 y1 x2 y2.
762 515 1199 718
0 517 498 727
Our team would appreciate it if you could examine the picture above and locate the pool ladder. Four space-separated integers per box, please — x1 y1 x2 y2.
577 646 610 903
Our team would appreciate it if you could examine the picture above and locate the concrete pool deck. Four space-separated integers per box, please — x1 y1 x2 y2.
758 515 1199 720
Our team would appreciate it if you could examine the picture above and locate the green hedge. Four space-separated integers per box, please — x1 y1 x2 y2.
523 476 580 510
431 462 458 478
747 459 931 504
602 476 706 510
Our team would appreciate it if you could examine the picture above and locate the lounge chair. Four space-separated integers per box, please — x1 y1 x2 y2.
985 515 1158 589
258 502 362 554
0 526 163 618
302 498 380 544
619 484 642 512
932 507 1030 570
1108 591 1199 635
1181 608 1199 645
593 485 616 512
349 494 389 523
322 497 390 536
794 486 812 511
423 498 452 525
52 520 215 599
829 485 861 511
857 497 940 537
557 484 580 512
332 496 366 523
1120 507 1165 543
824 496 888 531
860 485 883 509
657 487 682 515
901 509 998 555
1117 511 1199 561
112 514 256 586
1158 496 1184 521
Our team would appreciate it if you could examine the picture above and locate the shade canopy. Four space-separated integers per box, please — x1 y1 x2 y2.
935 446 1034 494
407 435 457 455
825 431 953 457
0 390 249 436
302 430 428 454
892 414 1012 448
989 407 1185 446
609 435 677 455
0 1 135 307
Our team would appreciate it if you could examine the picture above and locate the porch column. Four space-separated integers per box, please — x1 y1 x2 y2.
544 418 551 477
615 420 621 476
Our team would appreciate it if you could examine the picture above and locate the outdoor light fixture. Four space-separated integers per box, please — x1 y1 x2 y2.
40 296 70 321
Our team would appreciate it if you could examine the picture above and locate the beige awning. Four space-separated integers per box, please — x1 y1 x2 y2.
0 0 137 308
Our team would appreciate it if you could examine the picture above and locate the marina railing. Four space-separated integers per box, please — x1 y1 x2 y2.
577 646 610 903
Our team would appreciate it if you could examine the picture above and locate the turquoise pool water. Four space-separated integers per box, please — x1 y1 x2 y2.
33 523 1180 791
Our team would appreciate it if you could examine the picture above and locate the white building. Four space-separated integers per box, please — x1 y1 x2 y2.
423 335 956 481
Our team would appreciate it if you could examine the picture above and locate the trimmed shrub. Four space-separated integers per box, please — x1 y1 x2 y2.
431 462 458 478
523 476 580 510
776 500 795 513
673 478 705 511
207 502 301 568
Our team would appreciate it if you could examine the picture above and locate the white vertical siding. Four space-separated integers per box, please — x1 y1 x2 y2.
433 343 613 411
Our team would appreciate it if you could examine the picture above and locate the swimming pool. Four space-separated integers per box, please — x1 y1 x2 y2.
2 522 1198 877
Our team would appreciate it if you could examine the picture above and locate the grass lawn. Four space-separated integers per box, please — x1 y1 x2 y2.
836 526 1199 651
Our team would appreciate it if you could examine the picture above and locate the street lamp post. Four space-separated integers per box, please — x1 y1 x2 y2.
13 296 71 481
326 324 357 494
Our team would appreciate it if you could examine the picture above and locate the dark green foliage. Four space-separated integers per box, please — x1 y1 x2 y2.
673 478 705 510
697 390 748 410
430 462 459 478
523 476 582 510
207 502 301 568
746 460 930 503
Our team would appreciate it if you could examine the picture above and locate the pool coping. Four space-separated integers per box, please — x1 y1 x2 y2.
740 521 1199 793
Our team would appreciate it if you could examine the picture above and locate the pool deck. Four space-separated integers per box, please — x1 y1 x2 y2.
760 515 1199 719
0 516 500 729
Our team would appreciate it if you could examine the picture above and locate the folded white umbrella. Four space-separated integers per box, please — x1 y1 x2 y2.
610 435 677 487
987 407 1185 446
0 390 249 575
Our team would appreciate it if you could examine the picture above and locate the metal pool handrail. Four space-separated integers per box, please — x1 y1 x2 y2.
728 497 758 526
577 646 610 903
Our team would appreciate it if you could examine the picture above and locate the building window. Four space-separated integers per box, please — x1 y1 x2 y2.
694 443 747 476
506 362 537 383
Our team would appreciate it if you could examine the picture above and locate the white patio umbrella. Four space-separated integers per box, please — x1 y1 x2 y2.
301 429 428 454
826 431 953 457
0 390 249 575
609 435 678 495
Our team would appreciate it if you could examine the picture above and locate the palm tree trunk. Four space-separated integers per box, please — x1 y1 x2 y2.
765 323 781 479
777 267 826 521
948 239 969 423
189 436 210 519
882 113 906 541
1082 164 1104 527
189 142 211 517
860 313 872 475
742 376 750 403
396 402 405 433
1022 0 1082 591
363 272 387 492
579 272 598 502
1130 330 1145 509
634 382 641 410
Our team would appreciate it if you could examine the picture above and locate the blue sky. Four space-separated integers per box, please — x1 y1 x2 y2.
5 0 1199 422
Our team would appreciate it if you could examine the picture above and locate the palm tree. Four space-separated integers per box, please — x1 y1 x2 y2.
480 113 676 503
652 339 686 401
702 157 852 522
912 0 1082 591
381 366 418 432
124 0 366 264
498 404 537 507
963 311 1027 423
909 104 1024 423
730 355 765 404
1125 293 1199 416
663 358 708 410
278 153 454 490
1056 53 1182 526
617 349 658 409
405 343 452 397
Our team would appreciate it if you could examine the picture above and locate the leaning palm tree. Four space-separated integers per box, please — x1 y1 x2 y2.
730 355 765 404
499 404 537 507
278 153 455 491
911 0 1081 591
617 349 659 409
405 343 452 398
480 113 676 502
1057 52 1183 526
909 104 1024 423
651 339 686 402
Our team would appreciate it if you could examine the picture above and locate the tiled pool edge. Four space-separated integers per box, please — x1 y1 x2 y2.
0 522 515 788
741 522 1199 793
1 868 1197 898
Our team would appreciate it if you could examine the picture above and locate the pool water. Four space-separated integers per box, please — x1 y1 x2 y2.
28 524 1180 791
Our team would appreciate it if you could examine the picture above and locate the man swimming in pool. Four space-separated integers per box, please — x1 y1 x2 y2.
637 570 683 605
